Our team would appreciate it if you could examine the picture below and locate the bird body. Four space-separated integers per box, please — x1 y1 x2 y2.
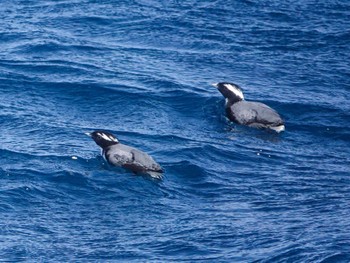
87 131 163 178
227 101 284 131
103 143 162 174
213 82 285 132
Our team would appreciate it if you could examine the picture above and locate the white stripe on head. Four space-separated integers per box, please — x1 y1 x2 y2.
108 135 118 142
224 83 244 100
99 132 118 142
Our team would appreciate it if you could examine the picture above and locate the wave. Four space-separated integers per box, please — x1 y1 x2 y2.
1 0 350 261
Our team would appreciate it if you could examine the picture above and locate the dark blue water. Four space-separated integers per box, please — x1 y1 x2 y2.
1 0 350 261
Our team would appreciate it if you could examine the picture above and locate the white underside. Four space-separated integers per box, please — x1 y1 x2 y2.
270 125 285 133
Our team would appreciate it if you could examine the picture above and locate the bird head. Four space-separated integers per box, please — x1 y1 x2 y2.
86 130 119 148
212 82 244 102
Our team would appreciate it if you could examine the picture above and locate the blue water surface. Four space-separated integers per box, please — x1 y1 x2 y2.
1 0 350 262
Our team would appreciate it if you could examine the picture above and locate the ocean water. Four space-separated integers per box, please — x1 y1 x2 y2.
1 0 350 261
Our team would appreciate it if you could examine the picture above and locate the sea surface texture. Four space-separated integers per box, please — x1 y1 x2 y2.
1 0 349 262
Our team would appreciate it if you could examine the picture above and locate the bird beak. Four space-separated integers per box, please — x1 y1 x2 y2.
211 83 218 88
85 132 92 137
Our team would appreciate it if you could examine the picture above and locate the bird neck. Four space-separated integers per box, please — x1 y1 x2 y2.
97 140 119 149
225 97 243 106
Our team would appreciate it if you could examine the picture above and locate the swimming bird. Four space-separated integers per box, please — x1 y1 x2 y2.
212 82 285 132
86 130 163 178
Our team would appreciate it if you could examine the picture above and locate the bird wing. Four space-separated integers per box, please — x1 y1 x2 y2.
106 144 162 173
105 145 133 167
129 148 163 172
230 101 283 126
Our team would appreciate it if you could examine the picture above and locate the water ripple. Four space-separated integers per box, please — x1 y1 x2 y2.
1 0 350 261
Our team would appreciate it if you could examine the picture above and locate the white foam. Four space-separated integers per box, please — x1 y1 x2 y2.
147 171 163 180
270 125 285 133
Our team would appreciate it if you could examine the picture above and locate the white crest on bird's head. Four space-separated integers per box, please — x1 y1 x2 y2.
96 132 118 142
86 130 119 148
223 83 244 100
212 82 245 102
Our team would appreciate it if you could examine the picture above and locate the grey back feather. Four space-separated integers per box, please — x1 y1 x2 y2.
229 101 283 126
